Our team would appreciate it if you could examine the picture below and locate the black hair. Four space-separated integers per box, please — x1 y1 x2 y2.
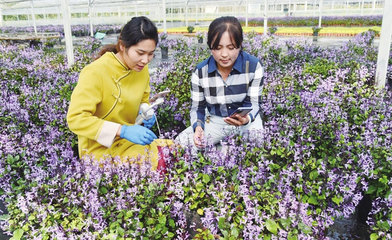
207 16 243 50
97 16 158 59
119 16 158 48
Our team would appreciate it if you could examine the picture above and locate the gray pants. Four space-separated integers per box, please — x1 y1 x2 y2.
175 114 263 150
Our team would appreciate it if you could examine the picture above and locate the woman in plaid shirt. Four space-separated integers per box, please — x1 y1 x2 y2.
176 16 264 150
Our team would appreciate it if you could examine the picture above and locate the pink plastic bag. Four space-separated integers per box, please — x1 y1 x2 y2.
157 146 168 173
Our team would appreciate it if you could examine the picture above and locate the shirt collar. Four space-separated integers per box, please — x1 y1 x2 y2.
207 50 244 74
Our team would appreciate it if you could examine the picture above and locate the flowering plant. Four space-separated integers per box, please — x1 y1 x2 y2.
157 32 172 49
312 26 322 35
239 15 382 27
268 26 278 34
195 31 205 41
187 26 195 33
0 29 391 240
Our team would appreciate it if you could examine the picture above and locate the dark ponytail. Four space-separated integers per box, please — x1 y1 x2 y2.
96 16 158 59
96 44 118 59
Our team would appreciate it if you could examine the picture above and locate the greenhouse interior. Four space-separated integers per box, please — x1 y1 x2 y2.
0 0 391 239
0 0 387 27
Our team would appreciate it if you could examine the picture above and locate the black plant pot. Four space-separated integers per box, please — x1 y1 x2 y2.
198 38 203 44
161 47 168 60
0 200 8 239
313 32 319 42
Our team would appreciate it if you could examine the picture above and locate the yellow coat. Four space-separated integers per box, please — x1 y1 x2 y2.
67 52 163 168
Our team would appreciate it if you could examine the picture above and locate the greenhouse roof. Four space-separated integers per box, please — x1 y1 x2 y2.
0 0 385 25
0 0 384 9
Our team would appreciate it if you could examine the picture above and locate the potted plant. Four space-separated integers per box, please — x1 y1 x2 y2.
158 32 169 60
312 26 322 42
187 26 195 33
312 26 322 36
196 31 204 43
268 26 278 35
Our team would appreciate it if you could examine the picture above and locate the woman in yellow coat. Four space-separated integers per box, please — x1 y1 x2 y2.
67 16 167 169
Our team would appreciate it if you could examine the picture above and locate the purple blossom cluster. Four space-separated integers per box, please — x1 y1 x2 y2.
157 32 180 50
242 30 392 238
0 24 122 37
0 28 391 239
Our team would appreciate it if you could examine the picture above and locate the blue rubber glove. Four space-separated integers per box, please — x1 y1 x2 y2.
120 125 157 145
143 115 156 129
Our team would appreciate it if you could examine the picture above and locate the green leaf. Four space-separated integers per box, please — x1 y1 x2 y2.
202 174 210 184
169 219 176 228
100 186 108 194
197 208 204 215
370 233 379 240
265 219 278 234
28 214 36 221
307 195 318 205
10 229 24 240
298 223 312 234
309 170 319 180
279 218 291 230
332 196 343 206
218 217 226 229
263 235 272 240
366 185 377 194
158 215 166 225
0 214 10 221
104 233 117 240
146 217 155 225
231 227 239 238
168 232 175 238
288 234 298 240
221 230 229 237
116 226 125 236
117 212 124 219
196 182 203 192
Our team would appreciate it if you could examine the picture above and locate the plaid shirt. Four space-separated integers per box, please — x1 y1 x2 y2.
190 51 264 131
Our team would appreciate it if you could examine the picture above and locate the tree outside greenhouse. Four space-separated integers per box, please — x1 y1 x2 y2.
0 1 392 240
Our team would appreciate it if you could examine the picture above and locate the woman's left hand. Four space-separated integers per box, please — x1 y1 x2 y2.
224 114 250 126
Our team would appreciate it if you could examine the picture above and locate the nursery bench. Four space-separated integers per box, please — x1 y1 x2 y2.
0 32 61 47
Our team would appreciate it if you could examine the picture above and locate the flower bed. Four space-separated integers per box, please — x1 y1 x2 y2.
0 24 122 37
239 15 382 27
0 30 391 239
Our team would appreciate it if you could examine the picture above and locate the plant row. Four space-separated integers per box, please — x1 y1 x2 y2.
0 15 382 38
238 15 382 27
0 24 122 37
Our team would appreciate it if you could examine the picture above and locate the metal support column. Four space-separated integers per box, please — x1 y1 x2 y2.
245 0 249 27
30 0 37 36
163 0 167 33
185 0 189 27
0 7 3 27
318 0 323 28
88 0 95 37
375 0 392 88
61 0 75 67
264 0 268 36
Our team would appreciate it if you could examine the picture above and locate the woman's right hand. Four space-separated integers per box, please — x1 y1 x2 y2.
193 126 205 148
120 125 157 145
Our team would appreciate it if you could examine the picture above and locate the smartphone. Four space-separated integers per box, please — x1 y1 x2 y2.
230 106 253 117
150 90 170 103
